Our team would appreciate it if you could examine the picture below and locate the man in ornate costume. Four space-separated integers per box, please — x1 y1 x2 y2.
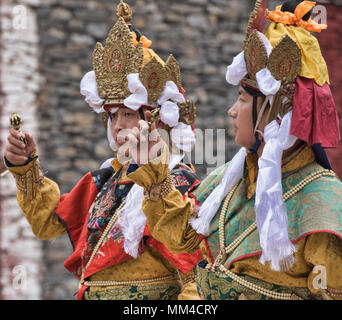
3 1 204 300
130 0 342 300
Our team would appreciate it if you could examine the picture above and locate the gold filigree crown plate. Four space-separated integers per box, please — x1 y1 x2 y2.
93 17 183 107
243 30 302 88
93 17 143 106
244 30 268 81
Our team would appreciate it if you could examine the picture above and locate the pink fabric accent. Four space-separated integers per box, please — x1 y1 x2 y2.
291 77 340 148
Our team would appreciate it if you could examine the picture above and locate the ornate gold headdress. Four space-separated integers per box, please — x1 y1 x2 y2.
93 17 143 106
241 0 302 122
93 5 185 108
94 1 196 134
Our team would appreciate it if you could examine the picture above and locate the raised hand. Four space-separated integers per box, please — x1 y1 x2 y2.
4 129 37 166
117 111 165 166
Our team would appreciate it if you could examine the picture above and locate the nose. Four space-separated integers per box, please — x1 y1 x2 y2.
227 104 237 119
111 113 125 131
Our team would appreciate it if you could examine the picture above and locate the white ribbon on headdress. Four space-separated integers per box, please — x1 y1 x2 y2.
190 147 247 235
117 152 184 258
157 80 196 153
226 32 281 98
106 111 118 152
256 68 281 97
226 51 247 86
80 71 105 113
158 81 185 127
255 111 297 271
124 73 148 110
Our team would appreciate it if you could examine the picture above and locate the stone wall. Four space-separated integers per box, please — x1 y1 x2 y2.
0 0 43 300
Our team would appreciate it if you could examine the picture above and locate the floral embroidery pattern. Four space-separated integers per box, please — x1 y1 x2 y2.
83 169 134 264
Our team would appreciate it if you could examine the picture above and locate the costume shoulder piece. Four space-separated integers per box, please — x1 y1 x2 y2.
170 164 201 196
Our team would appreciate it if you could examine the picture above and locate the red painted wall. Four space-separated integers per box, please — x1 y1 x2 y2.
318 3 342 179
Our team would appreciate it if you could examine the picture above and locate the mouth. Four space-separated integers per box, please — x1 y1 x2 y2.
232 122 237 133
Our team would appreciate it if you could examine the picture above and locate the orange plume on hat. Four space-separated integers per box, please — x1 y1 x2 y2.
266 1 327 32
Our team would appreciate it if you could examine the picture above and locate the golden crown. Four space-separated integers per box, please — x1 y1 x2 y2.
240 0 302 122
92 14 183 107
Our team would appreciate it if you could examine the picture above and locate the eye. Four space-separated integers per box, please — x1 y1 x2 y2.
125 112 135 118
239 96 246 103
109 112 118 120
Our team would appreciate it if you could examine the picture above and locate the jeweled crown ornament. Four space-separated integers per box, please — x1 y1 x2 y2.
92 1 185 108
93 16 144 106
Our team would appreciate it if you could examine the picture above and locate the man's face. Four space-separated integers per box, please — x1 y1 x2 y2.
227 86 261 149
110 107 142 146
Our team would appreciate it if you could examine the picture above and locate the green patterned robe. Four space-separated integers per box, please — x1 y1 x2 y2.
192 161 342 300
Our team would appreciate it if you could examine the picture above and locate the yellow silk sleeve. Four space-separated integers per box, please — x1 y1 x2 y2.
305 233 342 299
6 158 66 240
128 152 201 254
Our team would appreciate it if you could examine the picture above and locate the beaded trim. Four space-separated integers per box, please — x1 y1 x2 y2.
144 173 174 202
84 275 179 288
322 288 342 300
209 168 336 300
177 269 196 286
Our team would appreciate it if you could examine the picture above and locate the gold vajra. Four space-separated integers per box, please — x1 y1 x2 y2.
147 108 161 128
147 100 196 129
10 113 27 144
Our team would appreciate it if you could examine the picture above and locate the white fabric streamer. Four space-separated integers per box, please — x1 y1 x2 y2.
80 71 105 113
158 81 185 128
190 147 247 235
123 73 148 110
107 118 118 152
226 51 247 86
117 152 184 258
256 68 281 96
226 32 278 94
170 122 196 153
255 111 297 271
100 158 115 169
158 81 185 105
106 108 119 152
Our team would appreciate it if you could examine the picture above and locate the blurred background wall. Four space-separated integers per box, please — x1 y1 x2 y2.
0 0 341 299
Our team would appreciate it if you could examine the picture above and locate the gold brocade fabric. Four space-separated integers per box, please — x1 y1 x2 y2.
131 146 342 299
265 22 330 86
88 246 179 290
84 282 181 300
229 233 342 296
245 144 315 199
6 157 200 300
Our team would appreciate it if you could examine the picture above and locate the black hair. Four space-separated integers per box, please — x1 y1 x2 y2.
130 26 142 41
281 0 313 21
